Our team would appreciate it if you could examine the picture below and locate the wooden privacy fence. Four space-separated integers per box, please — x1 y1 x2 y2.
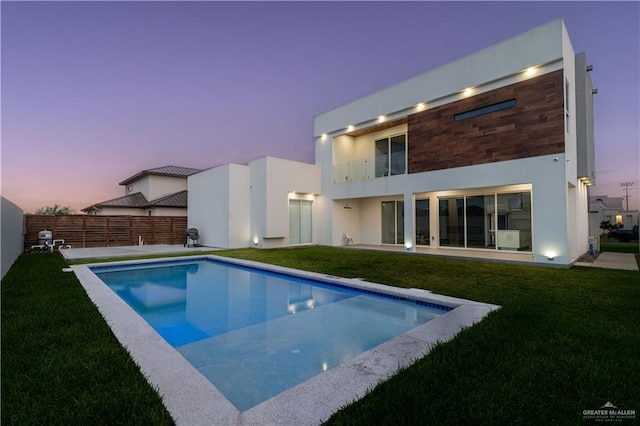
23 215 188 251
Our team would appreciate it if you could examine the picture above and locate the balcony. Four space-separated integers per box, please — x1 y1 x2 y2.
332 153 406 183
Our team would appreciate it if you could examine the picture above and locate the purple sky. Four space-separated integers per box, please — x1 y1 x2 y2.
2 1 638 213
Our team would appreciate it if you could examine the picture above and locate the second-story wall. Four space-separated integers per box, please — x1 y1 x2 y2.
126 175 188 201
407 70 565 173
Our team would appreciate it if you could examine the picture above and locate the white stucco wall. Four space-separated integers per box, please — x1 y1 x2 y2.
190 157 318 249
125 175 150 197
146 175 188 201
250 157 321 248
228 165 251 248
188 164 250 249
1 197 24 279
148 207 188 217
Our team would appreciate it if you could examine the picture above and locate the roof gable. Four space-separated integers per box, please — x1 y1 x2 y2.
81 192 148 212
119 165 202 186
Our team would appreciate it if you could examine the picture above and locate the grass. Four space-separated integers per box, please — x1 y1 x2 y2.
599 234 640 254
2 247 639 424
1 253 174 425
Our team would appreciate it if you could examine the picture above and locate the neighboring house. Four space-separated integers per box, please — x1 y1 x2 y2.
589 195 639 234
83 165 201 216
189 19 596 266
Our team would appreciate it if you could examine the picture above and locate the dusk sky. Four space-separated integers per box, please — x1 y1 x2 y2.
2 1 638 213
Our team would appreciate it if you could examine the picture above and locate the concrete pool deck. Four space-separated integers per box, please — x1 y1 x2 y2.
71 254 499 425
60 244 215 261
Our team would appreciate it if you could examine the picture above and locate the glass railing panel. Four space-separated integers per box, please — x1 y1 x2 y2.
334 155 406 183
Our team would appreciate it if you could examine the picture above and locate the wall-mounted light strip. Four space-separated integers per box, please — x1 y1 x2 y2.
323 60 559 138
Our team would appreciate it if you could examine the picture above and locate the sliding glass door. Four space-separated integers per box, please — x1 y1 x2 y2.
415 199 430 245
289 200 312 245
381 201 404 245
437 191 532 251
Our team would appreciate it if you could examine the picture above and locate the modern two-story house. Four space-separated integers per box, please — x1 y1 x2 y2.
188 19 596 266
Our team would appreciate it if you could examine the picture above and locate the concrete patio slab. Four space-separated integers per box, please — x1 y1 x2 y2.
60 244 216 261
574 252 638 271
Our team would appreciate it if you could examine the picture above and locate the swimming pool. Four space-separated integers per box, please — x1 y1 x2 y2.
73 255 499 425
92 258 449 411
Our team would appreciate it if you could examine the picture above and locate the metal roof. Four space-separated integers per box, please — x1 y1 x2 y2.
81 191 189 212
81 192 148 212
119 165 202 186
146 190 188 207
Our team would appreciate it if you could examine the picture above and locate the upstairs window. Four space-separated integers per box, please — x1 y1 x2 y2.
565 78 570 134
453 99 516 122
375 134 406 177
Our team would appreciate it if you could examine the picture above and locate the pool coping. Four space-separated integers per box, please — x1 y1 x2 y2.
71 254 500 425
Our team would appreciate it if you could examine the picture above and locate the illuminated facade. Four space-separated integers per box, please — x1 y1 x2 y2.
189 20 596 265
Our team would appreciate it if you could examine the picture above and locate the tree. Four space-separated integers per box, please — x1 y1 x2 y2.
34 204 75 215
600 220 622 232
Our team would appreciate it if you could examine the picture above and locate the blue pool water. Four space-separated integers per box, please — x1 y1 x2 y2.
92 258 448 411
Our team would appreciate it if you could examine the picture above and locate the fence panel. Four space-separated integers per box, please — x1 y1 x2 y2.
23 215 188 252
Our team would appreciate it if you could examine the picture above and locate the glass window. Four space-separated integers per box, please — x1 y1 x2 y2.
415 199 430 246
439 198 464 247
381 201 404 245
565 78 570 134
453 99 516 122
466 195 491 249
390 135 406 175
436 191 532 252
375 139 389 177
289 200 312 245
375 134 406 178
496 192 532 251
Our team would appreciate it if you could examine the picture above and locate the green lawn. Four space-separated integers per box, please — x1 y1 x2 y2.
1 254 174 425
3 248 639 424
600 234 640 253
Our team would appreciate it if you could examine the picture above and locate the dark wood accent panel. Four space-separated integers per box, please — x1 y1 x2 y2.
347 117 408 137
24 215 187 251
408 70 565 173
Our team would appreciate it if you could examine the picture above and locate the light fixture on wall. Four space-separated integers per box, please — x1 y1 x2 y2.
463 87 474 96
416 103 426 111
545 251 556 261
347 125 354 132
524 67 536 77
377 115 386 123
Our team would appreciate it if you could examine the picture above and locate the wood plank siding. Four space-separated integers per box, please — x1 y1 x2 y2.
407 70 565 173
23 215 187 251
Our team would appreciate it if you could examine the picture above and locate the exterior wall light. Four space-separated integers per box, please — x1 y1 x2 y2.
524 67 536 77
347 125 354 132
463 87 473 96
545 251 556 261
377 115 386 123
321 133 327 140
416 103 426 111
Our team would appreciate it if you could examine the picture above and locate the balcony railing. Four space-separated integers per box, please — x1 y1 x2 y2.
332 153 406 183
